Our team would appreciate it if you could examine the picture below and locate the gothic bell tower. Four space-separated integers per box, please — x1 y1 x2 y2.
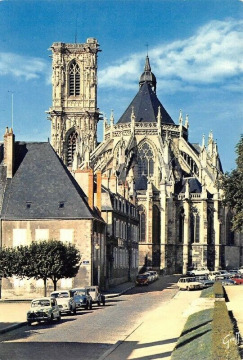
48 38 100 168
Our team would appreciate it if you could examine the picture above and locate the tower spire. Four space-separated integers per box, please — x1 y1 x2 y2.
139 55 157 93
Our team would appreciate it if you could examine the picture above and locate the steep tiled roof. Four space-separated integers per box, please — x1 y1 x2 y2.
1 142 95 220
117 82 174 125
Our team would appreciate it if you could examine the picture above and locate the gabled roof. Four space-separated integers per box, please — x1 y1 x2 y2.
117 82 174 125
1 142 95 220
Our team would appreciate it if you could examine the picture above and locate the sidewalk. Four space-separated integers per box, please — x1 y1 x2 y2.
0 281 135 335
225 286 243 341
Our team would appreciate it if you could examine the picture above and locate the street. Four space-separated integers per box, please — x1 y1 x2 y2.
0 275 197 360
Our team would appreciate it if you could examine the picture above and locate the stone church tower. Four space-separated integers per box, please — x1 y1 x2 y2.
48 38 100 168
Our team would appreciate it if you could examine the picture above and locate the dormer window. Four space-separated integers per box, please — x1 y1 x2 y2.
59 202 65 209
26 202 31 209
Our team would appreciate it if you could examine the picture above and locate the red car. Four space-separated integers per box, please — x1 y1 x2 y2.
136 273 150 286
232 275 243 285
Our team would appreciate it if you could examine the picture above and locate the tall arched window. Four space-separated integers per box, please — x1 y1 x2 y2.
138 206 146 242
179 208 184 243
137 142 154 177
152 205 160 245
191 211 200 243
207 208 214 244
67 131 78 166
69 61 80 96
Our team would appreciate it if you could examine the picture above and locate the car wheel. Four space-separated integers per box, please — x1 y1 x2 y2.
89 301 92 310
48 314 54 323
27 321 32 326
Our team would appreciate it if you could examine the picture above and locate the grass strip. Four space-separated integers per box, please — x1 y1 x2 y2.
171 308 214 360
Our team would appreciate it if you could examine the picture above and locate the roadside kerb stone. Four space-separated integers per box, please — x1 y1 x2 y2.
0 321 27 335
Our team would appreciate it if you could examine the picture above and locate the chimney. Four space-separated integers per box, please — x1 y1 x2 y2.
74 168 94 210
4 127 15 178
96 170 102 213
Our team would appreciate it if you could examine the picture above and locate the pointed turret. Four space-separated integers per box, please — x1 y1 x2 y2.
139 55 157 93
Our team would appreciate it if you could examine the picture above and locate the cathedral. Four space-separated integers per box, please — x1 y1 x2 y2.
47 38 241 275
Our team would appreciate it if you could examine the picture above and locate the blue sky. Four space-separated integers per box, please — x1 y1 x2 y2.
0 0 242 172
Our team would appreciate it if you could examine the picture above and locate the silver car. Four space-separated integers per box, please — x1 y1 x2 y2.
27 297 61 325
51 290 76 315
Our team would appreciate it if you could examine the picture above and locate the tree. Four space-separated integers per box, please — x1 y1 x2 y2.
221 135 243 232
0 247 16 279
14 240 81 296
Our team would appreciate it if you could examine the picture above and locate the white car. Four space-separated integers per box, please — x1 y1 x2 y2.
208 271 221 280
51 290 76 315
85 286 106 306
189 268 210 276
27 297 61 325
177 277 204 291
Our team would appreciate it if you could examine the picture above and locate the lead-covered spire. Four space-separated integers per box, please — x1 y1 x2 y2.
139 55 157 93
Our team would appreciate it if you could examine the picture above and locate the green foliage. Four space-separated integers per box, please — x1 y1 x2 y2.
200 286 215 298
26 240 81 290
1 240 81 294
221 135 243 232
171 301 241 360
212 301 240 360
0 247 17 278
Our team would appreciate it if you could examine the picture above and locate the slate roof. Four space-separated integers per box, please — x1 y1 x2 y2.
175 178 202 194
117 82 174 125
1 142 95 220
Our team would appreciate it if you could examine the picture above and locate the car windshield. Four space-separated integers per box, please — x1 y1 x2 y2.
32 300 50 307
70 289 86 296
51 292 69 298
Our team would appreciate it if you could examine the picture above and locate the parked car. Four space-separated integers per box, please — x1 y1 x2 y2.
228 269 239 276
195 276 214 288
50 290 76 315
146 271 159 281
215 275 235 286
208 271 221 280
177 277 203 291
189 268 210 276
70 288 93 310
218 270 232 277
27 297 61 325
85 286 105 306
231 275 243 285
136 273 150 286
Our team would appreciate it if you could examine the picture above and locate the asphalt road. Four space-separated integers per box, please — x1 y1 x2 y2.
0 275 180 360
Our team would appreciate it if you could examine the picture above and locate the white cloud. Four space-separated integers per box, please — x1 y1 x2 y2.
0 52 50 82
99 19 243 93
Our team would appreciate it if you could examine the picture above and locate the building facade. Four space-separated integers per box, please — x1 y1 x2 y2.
49 39 241 275
0 128 106 298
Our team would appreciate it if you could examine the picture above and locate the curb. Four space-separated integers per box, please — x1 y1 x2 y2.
0 321 27 335
104 285 135 298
